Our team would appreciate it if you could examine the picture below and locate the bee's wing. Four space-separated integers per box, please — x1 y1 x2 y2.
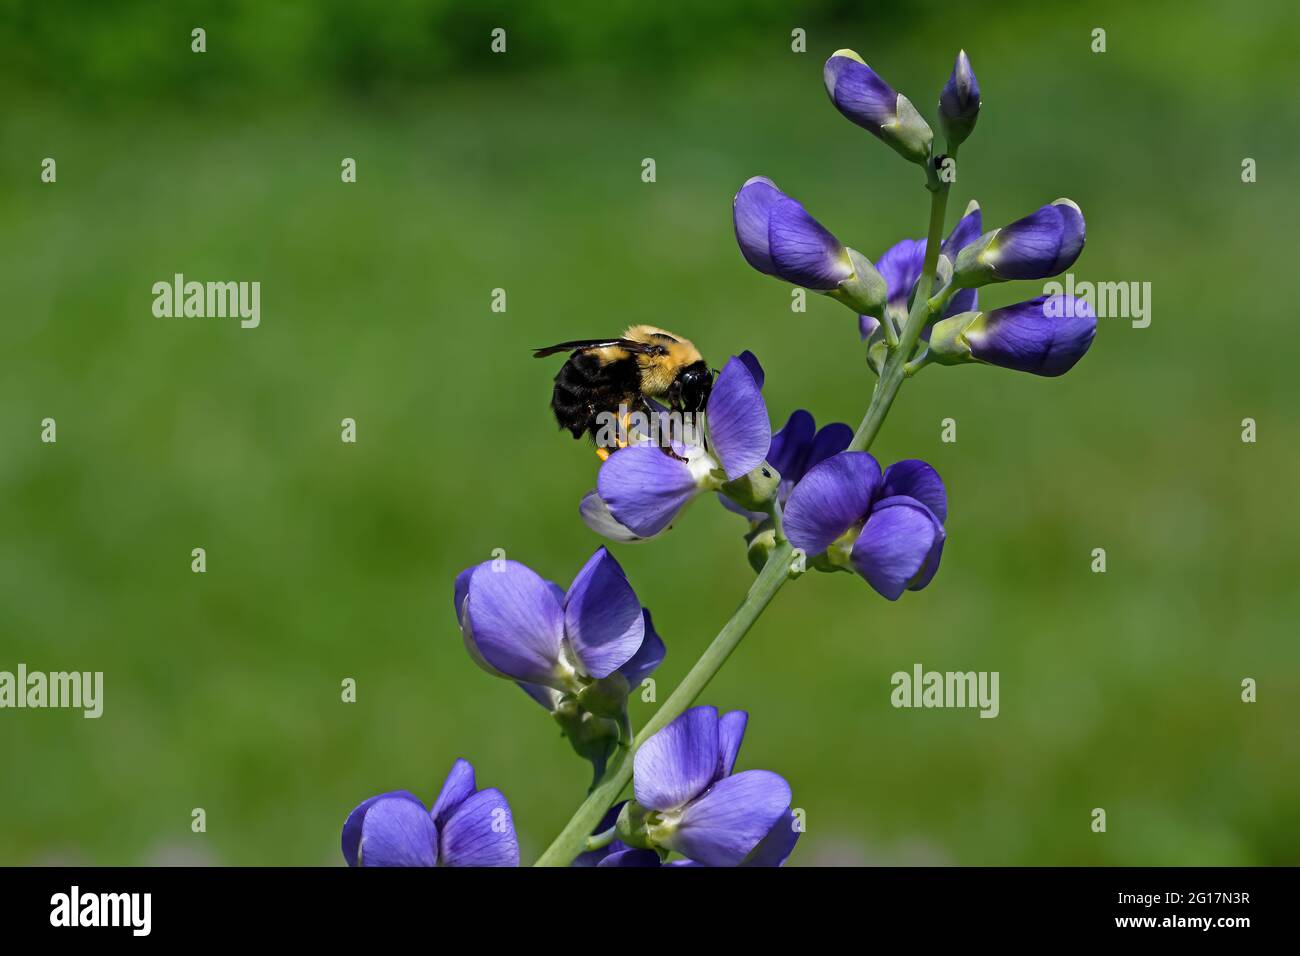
532 338 659 358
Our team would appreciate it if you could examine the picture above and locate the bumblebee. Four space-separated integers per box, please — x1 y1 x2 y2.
534 325 713 455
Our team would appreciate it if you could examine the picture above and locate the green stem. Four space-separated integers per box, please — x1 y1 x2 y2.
848 158 954 453
533 538 795 866
766 495 787 545
584 826 617 853
926 282 958 318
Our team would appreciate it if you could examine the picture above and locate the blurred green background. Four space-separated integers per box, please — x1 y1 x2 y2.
2 0 1297 866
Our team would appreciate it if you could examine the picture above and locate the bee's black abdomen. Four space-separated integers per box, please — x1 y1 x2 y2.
550 351 639 442
550 359 595 439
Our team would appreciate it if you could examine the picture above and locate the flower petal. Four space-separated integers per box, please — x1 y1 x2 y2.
805 422 854 473
341 790 423 867
666 770 792 867
1048 199 1086 274
633 705 720 812
988 200 1086 281
578 489 646 543
767 410 816 484
453 562 506 678
850 496 944 600
742 808 801 867
564 547 646 679
768 198 852 290
707 356 771 481
358 796 438 867
453 564 482 621
733 176 783 275
824 52 898 134
737 350 765 390
908 526 947 593
518 681 561 710
875 238 926 312
429 759 476 830
881 459 947 523
598 445 698 537
941 203 983 262
944 286 978 318
717 490 764 524
598 849 663 867
619 609 666 688
464 561 566 686
783 451 882 556
439 788 520 867
717 710 749 779
988 206 1061 279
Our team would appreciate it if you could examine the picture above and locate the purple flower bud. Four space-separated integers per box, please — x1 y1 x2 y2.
939 50 980 148
930 295 1096 377
341 760 519 867
733 176 853 289
824 49 933 165
954 199 1086 285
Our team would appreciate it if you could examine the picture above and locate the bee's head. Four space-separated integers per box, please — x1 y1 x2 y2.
677 361 714 412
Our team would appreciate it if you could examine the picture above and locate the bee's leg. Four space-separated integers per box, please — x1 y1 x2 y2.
653 399 690 461
617 408 633 445
593 407 633 462
606 403 641 453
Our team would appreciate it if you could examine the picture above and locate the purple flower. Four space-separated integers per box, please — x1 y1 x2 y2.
954 199 1086 286
734 176 851 290
582 355 772 539
454 547 661 693
721 408 852 523
783 452 948 600
859 201 983 341
928 294 1097 377
734 178 887 314
454 550 662 780
341 759 519 867
627 706 798 866
939 49 980 148
824 49 933 164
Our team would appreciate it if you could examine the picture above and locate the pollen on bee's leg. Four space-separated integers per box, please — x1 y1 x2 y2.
596 447 611 462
